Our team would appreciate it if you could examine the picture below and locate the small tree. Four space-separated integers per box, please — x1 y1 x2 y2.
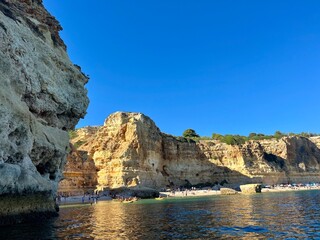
248 133 257 139
212 133 223 140
274 130 284 139
183 129 200 138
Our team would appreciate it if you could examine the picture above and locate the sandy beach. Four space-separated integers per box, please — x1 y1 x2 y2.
160 189 221 197
58 195 112 205
58 185 320 205
261 185 320 193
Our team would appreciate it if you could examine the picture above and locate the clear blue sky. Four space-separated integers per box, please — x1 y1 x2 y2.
43 0 320 137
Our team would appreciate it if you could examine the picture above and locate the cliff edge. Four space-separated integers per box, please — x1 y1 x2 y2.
0 0 88 224
69 112 320 192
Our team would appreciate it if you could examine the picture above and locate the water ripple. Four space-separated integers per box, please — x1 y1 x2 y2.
1 190 320 239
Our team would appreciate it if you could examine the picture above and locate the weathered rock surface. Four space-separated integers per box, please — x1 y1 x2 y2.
68 112 320 193
0 0 88 224
240 184 262 194
71 112 244 192
58 144 97 195
220 188 238 195
109 186 160 199
310 136 320 149
200 136 320 185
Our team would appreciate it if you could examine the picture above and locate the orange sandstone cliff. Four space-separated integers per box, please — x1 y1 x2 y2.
61 112 320 193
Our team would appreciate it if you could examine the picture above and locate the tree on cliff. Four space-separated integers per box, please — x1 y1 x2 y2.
212 133 223 140
274 131 284 139
183 129 200 138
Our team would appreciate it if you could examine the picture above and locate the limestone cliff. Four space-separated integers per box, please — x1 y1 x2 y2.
310 136 320 149
0 0 88 224
58 144 97 195
68 112 320 192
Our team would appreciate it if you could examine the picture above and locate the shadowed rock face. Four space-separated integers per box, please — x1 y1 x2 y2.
68 112 320 192
58 144 97 195
0 0 88 224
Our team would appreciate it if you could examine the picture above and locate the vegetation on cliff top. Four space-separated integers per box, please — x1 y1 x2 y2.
183 129 200 138
69 126 319 148
182 129 319 145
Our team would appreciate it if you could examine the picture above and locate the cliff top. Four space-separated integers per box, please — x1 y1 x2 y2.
73 111 319 147
0 0 65 49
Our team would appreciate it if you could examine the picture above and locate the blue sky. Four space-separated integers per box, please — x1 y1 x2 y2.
43 0 320 137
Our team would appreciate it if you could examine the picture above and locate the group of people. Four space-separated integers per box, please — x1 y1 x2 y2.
170 187 190 196
55 192 101 205
82 194 99 205
55 193 69 204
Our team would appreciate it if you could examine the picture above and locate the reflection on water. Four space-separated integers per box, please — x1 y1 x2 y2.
1 190 320 239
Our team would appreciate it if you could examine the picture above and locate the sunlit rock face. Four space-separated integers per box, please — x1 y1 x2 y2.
69 112 320 192
310 136 320 149
0 0 88 224
200 136 320 185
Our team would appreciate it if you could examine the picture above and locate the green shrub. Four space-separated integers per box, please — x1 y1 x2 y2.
68 130 78 139
183 129 200 138
74 140 85 149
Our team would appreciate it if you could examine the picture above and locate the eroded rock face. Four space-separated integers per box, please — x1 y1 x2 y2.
58 144 97 195
0 0 88 224
72 112 240 191
70 112 320 192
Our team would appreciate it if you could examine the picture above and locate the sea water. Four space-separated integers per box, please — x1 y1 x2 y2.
1 190 320 239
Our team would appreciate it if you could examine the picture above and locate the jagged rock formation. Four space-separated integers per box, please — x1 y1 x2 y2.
68 112 320 192
58 144 97 195
0 0 88 224
240 184 262 194
200 137 320 184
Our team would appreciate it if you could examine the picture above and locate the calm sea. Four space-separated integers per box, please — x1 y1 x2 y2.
1 190 320 239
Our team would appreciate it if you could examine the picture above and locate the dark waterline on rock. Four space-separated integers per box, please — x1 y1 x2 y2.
1 190 320 239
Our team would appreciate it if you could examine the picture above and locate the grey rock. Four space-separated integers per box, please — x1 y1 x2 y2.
0 0 88 224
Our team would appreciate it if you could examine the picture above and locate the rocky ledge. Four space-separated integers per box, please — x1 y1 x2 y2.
0 0 88 224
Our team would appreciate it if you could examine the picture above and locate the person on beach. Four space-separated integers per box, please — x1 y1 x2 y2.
89 195 93 205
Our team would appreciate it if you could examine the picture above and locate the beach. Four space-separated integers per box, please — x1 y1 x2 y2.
58 195 112 205
160 189 221 197
58 185 320 205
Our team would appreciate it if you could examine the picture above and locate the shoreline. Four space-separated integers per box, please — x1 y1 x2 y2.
58 195 112 206
58 186 320 206
261 186 320 193
159 189 221 198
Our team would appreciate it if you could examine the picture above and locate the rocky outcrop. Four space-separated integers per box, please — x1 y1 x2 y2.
71 112 246 191
240 184 262 194
0 0 88 224
199 136 320 185
58 144 97 195
69 112 320 192
220 188 238 195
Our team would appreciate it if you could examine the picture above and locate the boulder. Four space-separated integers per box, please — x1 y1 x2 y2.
220 188 238 195
109 186 159 199
240 184 262 194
